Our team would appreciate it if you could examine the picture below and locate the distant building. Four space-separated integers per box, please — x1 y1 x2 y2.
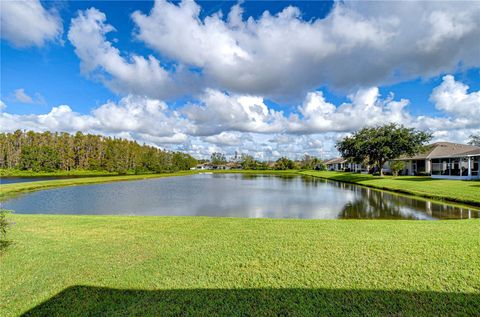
225 162 242 170
324 158 347 171
324 158 366 173
190 162 242 170
190 163 214 170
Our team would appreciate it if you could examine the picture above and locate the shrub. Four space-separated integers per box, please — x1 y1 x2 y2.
314 163 327 171
390 161 405 177
0 208 12 239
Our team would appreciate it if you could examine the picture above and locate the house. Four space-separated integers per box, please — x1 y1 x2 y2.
324 158 366 172
394 142 480 180
190 163 214 170
225 162 242 169
324 158 347 171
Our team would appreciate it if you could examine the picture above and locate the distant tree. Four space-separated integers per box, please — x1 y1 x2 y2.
336 123 432 176
300 154 313 169
240 154 256 170
274 157 295 170
468 134 480 147
390 161 405 177
210 152 227 166
299 155 323 170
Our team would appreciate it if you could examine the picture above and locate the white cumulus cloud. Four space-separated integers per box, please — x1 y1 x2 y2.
430 75 480 119
131 0 480 99
1 0 62 47
68 8 199 100
182 89 287 136
1 76 479 159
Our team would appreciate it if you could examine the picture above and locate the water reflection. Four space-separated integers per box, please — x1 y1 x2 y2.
2 173 478 220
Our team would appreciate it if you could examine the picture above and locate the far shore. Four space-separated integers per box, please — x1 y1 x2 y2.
1 169 479 208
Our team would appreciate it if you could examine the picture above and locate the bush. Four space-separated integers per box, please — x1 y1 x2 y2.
0 208 12 240
390 161 405 177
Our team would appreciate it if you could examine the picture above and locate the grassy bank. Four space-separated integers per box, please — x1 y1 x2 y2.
0 169 122 177
0 169 300 178
301 171 480 207
1 215 479 316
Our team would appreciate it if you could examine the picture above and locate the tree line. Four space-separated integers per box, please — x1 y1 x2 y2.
208 152 326 170
0 130 197 174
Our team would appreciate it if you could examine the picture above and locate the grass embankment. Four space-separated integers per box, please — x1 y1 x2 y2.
0 170 299 201
301 171 480 207
1 215 479 316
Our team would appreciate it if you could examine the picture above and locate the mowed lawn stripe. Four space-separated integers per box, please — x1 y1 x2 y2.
1 215 479 316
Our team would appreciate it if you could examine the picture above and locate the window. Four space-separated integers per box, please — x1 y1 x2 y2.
450 158 460 176
473 156 479 176
440 159 450 175
460 158 469 176
431 159 442 175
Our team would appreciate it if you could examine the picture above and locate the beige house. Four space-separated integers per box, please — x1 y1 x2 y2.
395 142 480 180
324 158 347 171
324 158 366 172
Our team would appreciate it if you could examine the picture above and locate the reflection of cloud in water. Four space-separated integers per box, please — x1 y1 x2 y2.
3 174 478 220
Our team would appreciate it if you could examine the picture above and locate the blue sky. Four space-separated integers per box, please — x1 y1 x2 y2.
2 1 338 113
1 0 479 158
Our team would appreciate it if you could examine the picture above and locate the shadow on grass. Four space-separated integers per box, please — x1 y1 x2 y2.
327 175 375 183
21 285 480 316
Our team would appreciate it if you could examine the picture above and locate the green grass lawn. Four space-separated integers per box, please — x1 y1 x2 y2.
0 169 122 177
1 215 479 316
301 171 480 207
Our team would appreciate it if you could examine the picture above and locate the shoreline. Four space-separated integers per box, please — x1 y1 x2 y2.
0 170 298 201
2 169 479 209
301 171 480 207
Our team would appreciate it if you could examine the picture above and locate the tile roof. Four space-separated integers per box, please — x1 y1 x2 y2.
324 157 348 164
400 142 480 160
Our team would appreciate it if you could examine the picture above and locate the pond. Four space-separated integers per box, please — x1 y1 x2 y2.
2 173 478 220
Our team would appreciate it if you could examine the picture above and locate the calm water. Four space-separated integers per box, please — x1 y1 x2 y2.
2 174 478 220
